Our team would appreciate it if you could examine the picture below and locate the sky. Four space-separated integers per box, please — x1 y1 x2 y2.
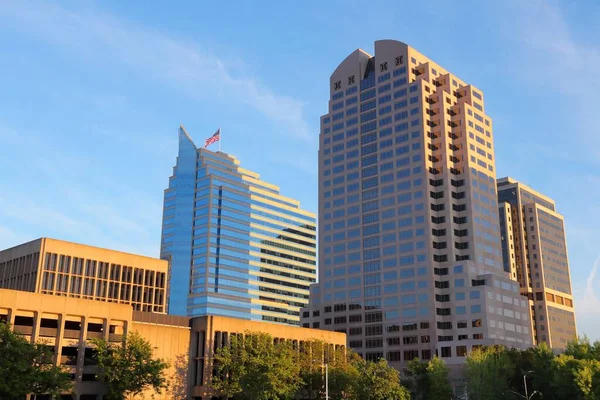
0 0 599 339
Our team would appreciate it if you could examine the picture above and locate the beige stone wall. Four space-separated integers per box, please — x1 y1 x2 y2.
189 315 347 399
132 316 190 400
0 288 190 400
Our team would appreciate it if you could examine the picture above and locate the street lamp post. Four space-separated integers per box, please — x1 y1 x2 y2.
507 370 538 400
325 363 329 400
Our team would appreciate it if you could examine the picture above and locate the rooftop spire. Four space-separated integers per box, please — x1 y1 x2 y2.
178 124 197 149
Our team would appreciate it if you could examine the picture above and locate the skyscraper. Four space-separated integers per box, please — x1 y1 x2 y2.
497 177 576 348
161 126 317 325
301 40 531 366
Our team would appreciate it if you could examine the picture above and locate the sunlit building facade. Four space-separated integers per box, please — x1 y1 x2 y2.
302 40 531 367
497 177 576 348
0 288 345 400
161 126 317 324
0 238 168 313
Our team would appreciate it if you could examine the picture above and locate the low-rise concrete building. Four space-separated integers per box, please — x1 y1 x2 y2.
0 287 346 400
0 238 168 313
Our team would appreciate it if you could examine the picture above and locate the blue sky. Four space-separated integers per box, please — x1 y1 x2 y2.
0 0 599 339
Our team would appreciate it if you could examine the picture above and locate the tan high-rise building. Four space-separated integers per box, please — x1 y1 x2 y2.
302 40 531 368
497 177 576 348
0 238 168 313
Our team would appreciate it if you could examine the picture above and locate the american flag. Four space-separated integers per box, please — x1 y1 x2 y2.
204 129 220 148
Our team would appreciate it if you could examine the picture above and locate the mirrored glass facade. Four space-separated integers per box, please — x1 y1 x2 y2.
161 126 316 324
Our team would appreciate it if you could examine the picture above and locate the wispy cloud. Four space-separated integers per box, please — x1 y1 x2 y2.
577 258 600 317
0 188 161 257
0 194 87 235
0 1 312 141
0 226 32 249
508 0 600 158
0 119 162 257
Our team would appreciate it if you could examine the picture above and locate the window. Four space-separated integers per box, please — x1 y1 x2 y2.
334 304 347 312
435 281 449 289
404 350 419 361
365 325 383 336
456 346 467 357
366 338 383 348
349 314 362 323
441 347 452 358
366 352 383 362
437 321 452 330
365 312 383 323
387 351 402 362
349 327 363 336
403 336 418 345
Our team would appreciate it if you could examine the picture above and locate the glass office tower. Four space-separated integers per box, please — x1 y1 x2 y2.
301 40 532 367
161 126 317 325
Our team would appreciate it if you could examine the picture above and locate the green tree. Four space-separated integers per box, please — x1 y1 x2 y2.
92 330 169 400
565 336 600 361
212 331 302 400
0 322 72 400
297 340 359 400
528 343 556 399
327 348 362 400
355 358 410 400
427 357 453 400
552 354 600 400
465 345 514 400
404 358 429 399
405 357 452 400
298 340 326 400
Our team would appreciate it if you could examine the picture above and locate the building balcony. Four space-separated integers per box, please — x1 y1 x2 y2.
39 327 58 338
64 329 81 339
86 331 103 340
109 333 123 342
14 325 33 335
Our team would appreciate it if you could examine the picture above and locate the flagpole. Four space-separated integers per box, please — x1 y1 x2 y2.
218 128 221 152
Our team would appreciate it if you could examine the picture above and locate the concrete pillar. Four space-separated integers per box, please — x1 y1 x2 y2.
31 311 42 345
52 314 65 366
